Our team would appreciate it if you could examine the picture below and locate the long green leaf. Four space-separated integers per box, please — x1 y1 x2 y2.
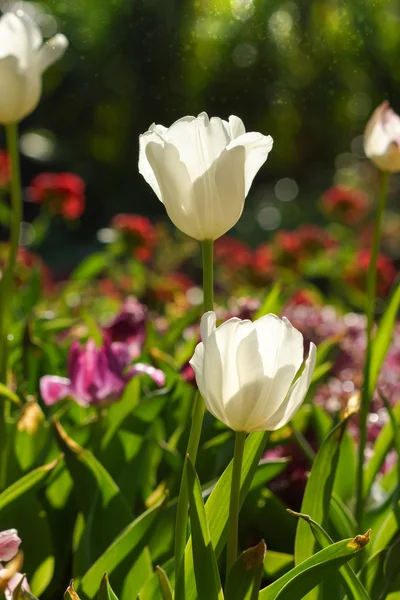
255 284 282 319
80 500 164 599
183 431 269 600
54 421 132 580
98 574 119 600
0 382 20 404
225 541 266 600
369 281 400 397
363 403 400 499
156 567 173 600
370 499 400 555
289 510 371 600
185 456 224 600
295 417 349 567
0 456 61 513
259 535 370 600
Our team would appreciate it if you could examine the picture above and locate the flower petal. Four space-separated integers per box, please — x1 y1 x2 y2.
227 132 273 195
212 144 246 239
40 376 71 406
251 342 317 432
144 140 206 239
199 311 217 345
129 363 166 387
0 12 42 67
139 129 164 200
0 530 21 562
37 33 68 72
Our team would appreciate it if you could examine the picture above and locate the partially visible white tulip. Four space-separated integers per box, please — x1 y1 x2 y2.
190 312 316 433
0 11 68 124
139 113 273 240
364 101 400 172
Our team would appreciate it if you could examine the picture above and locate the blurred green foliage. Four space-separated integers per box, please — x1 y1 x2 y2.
3 0 400 262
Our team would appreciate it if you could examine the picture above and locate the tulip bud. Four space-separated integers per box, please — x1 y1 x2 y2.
364 101 400 172
139 113 273 240
190 312 316 433
0 11 68 124
0 530 21 563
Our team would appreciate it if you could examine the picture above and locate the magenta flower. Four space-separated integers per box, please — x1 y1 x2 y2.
0 530 20 562
40 338 165 407
104 297 147 359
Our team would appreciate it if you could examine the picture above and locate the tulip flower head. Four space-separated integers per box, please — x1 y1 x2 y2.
139 113 273 240
40 338 165 407
190 312 316 432
0 10 68 124
103 297 147 359
0 529 28 600
364 101 400 172
0 530 20 563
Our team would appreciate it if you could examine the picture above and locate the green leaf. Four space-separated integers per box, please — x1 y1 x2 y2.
363 403 400 500
255 283 282 319
139 559 174 600
0 382 20 404
263 552 294 581
71 252 110 280
79 500 164 599
225 541 266 600
183 431 269 600
369 281 400 397
65 581 82 600
289 510 371 600
259 535 370 600
156 566 173 600
249 459 290 492
185 456 224 600
54 421 132 581
0 456 61 514
98 574 119 600
370 499 400 555
295 417 349 568
329 493 357 539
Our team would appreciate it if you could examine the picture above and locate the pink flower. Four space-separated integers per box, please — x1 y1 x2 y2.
0 530 20 562
40 338 165 407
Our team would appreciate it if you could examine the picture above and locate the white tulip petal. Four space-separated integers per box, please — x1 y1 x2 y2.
199 311 217 345
139 131 164 200
149 122 168 135
227 132 273 195
145 140 206 240
236 315 304 431
165 112 230 183
228 115 246 139
0 12 41 67
364 102 400 172
37 33 68 72
212 144 246 239
251 342 316 432
0 56 40 123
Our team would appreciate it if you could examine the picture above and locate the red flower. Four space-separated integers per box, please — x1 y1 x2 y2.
297 225 337 254
0 150 10 187
252 243 274 275
345 249 397 297
321 185 370 225
214 236 252 270
29 173 86 219
111 214 157 262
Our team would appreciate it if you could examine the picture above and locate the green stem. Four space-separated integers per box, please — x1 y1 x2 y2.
174 239 214 589
355 170 389 527
0 123 22 492
0 123 22 382
226 431 247 578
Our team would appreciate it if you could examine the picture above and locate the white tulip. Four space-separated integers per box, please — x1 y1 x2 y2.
364 101 400 172
0 11 68 124
190 312 316 433
139 113 273 240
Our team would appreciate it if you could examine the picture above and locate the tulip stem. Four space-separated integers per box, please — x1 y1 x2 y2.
0 123 22 382
0 123 22 492
174 239 214 592
226 430 247 578
202 239 214 312
355 170 389 528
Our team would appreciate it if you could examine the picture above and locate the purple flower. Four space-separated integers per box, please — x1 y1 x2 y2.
40 338 165 407
104 297 147 359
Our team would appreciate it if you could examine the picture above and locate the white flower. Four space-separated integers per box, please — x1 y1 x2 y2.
364 101 400 172
139 113 273 240
190 312 316 432
0 11 68 124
